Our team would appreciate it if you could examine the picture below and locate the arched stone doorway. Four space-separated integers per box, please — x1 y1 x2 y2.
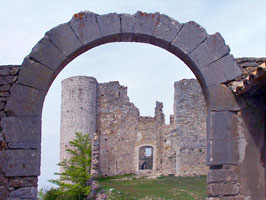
0 11 262 199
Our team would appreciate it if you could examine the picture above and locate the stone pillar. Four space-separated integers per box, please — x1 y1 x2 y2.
60 76 98 172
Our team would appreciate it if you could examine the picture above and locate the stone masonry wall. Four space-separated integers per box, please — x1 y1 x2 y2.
0 65 39 200
174 79 207 176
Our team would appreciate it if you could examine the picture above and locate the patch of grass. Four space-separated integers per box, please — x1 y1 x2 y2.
97 175 207 200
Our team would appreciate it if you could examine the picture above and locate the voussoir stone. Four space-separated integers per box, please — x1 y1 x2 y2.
17 57 54 92
69 11 103 46
120 14 135 41
29 36 68 72
151 14 183 50
46 23 82 57
5 84 45 117
208 84 247 111
201 54 242 86
189 33 230 69
133 11 160 42
97 13 121 39
171 21 208 55
0 150 40 177
9 187 37 199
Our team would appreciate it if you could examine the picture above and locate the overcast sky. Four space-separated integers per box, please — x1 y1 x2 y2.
1 0 265 189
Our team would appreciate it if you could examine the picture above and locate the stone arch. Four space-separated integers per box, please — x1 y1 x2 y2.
0 11 251 199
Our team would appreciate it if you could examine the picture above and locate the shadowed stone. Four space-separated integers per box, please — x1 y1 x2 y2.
201 55 242 86
0 186 8 199
0 84 11 91
0 76 13 85
151 14 183 50
0 67 10 76
9 187 37 199
171 21 208 54
208 169 238 183
69 11 103 46
17 57 54 92
190 33 230 69
30 36 68 72
5 84 45 117
208 84 246 111
208 183 239 197
97 13 121 41
209 111 245 140
46 23 82 58
0 150 40 176
133 11 160 42
207 139 238 166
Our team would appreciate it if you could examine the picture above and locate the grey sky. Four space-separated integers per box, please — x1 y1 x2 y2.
1 0 265 189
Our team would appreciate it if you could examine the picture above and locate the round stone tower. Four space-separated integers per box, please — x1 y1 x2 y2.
60 76 98 171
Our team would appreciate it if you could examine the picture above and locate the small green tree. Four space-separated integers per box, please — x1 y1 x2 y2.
50 132 92 200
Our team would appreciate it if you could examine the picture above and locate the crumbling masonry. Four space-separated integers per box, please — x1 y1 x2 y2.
0 11 265 199
60 77 207 177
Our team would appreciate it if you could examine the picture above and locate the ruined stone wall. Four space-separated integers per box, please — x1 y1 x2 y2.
97 82 139 175
173 79 207 176
61 77 208 177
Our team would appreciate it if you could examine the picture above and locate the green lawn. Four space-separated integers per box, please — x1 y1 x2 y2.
97 175 207 200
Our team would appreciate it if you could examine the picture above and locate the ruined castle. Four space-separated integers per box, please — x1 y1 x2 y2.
60 76 207 176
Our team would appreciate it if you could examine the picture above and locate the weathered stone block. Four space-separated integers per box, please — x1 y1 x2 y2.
0 186 8 200
201 55 242 86
46 23 82 57
0 76 13 85
189 33 230 69
97 13 120 41
10 66 20 75
1 117 41 144
133 12 160 42
208 169 238 183
120 14 135 41
207 140 238 166
69 11 103 46
0 67 10 76
151 14 183 50
0 84 11 92
8 142 40 149
208 84 246 111
9 187 37 199
29 36 68 72
0 176 8 186
209 111 244 140
0 150 40 176
0 91 9 97
171 21 207 54
5 84 45 117
208 183 239 197
17 57 54 92
9 177 38 187
0 102 5 110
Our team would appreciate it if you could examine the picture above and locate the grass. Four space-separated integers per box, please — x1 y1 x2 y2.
96 175 207 200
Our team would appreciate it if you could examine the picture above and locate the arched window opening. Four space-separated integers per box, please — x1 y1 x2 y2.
139 146 153 170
